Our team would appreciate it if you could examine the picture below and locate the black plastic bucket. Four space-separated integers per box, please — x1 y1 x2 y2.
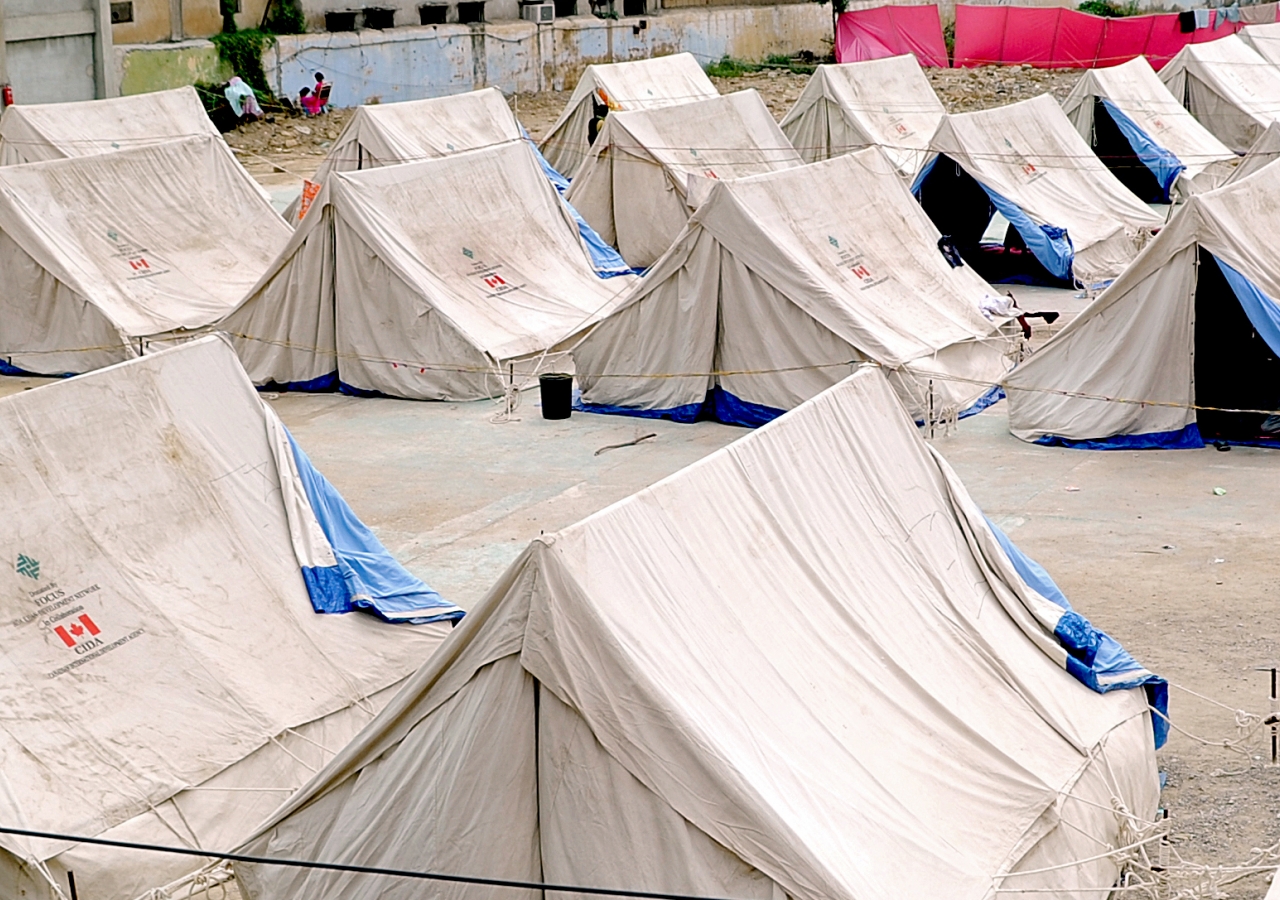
539 373 573 420
325 9 358 30
363 6 395 28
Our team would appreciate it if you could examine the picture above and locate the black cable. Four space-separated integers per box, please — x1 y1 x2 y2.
0 825 749 900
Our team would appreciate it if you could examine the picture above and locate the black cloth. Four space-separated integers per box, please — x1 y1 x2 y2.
1179 11 1196 32
937 235 965 269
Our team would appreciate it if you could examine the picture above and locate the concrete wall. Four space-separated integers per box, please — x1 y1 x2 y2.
254 3 828 104
115 37 230 92
2 0 116 104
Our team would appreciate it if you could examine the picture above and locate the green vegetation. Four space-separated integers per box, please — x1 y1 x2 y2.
265 0 307 34
1077 0 1142 17
704 56 756 78
210 28 276 94
704 54 821 78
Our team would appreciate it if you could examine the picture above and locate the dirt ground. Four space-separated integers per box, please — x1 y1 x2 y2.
211 64 1280 897
225 65 1083 186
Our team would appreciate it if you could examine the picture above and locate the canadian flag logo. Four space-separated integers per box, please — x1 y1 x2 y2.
54 614 100 648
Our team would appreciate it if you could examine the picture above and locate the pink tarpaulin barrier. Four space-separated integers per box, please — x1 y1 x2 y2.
952 4 1257 69
835 5 950 67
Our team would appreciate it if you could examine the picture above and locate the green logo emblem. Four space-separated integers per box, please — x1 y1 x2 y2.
107 230 118 241
829 236 840 248
462 248 474 259
16 554 39 580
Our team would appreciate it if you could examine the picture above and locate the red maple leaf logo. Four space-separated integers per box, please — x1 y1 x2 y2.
69 623 84 637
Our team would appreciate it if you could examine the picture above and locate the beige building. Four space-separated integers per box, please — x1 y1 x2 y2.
110 0 267 45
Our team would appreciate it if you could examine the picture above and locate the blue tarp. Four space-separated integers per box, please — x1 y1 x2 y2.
1034 422 1205 451
0 359 74 378
584 384 1005 430
959 384 1006 419
260 371 339 394
1100 99 1185 202
525 132 635 279
912 385 1007 427
576 387 780 427
981 186 1075 283
1215 255 1280 357
711 388 787 428
912 156 1074 283
576 394 706 424
985 517 1169 748
909 154 938 195
286 431 464 625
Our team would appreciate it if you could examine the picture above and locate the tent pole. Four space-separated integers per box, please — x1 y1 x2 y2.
927 379 935 439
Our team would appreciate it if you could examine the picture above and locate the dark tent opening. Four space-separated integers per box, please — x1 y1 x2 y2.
1092 99 1168 204
915 155 1070 287
1194 248 1280 444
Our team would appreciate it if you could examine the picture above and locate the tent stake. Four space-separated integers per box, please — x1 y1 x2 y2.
1257 665 1279 765
508 363 515 419
66 871 78 900
1272 666 1277 765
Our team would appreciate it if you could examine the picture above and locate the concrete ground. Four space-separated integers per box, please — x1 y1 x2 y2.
268 389 743 606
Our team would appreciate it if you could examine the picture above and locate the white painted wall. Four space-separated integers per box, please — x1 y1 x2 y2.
259 4 830 105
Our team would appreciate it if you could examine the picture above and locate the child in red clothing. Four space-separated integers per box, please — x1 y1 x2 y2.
298 86 323 116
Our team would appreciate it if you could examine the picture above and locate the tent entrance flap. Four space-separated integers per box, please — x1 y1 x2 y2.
915 156 1072 286
1093 99 1179 203
1194 249 1280 444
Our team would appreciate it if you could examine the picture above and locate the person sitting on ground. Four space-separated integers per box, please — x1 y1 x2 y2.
298 86 323 116
224 76 263 122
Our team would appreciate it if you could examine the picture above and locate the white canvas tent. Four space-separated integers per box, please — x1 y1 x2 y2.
0 86 221 165
0 335 461 900
778 54 946 178
0 134 292 377
222 140 635 398
233 364 1164 900
539 52 718 179
1240 21 1280 67
566 90 803 269
283 88 523 222
572 150 1014 427
915 94 1164 287
1159 35 1280 152
1006 159 1280 449
280 87 630 277
1061 56 1238 198
1223 119 1280 184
